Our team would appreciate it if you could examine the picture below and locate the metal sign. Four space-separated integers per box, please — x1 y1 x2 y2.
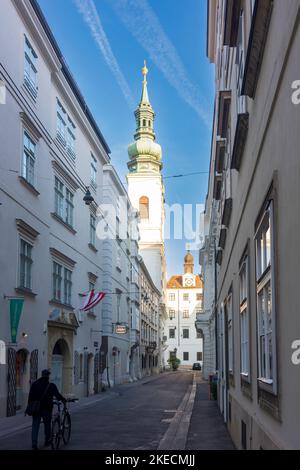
115 325 127 334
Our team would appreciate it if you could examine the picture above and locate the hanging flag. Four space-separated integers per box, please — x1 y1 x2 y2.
9 298 24 343
80 290 106 312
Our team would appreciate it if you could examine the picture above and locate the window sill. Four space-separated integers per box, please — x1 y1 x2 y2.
88 243 98 253
51 213 76 234
18 176 40 196
15 287 37 298
258 377 276 394
241 373 251 384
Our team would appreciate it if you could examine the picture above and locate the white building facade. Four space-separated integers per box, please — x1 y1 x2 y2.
100 165 141 386
164 252 204 369
0 0 139 417
202 0 300 450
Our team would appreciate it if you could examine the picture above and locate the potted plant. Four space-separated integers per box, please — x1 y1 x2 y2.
167 356 181 371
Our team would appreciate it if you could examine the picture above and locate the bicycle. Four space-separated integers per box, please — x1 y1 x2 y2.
51 398 78 450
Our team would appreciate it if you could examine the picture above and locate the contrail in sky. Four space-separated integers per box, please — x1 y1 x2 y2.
74 0 135 109
110 0 211 126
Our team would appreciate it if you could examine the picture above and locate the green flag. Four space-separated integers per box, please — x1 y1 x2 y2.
9 298 24 343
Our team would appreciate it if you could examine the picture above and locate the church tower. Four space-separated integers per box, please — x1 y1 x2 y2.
127 62 166 292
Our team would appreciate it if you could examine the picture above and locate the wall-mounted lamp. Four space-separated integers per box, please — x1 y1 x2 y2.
22 332 28 338
83 187 94 206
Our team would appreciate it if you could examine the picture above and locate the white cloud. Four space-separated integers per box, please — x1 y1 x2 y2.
74 0 135 108
110 0 211 126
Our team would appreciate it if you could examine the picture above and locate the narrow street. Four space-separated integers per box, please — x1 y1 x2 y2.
0 371 234 451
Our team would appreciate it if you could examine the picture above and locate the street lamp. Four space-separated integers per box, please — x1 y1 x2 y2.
83 187 94 205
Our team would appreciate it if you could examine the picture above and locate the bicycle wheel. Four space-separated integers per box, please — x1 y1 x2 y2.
51 418 61 450
62 412 71 445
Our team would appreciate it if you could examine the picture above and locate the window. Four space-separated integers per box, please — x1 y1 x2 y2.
19 240 33 289
139 196 149 220
56 100 66 143
66 118 76 158
183 293 189 302
183 352 189 361
182 329 189 339
52 262 72 305
197 352 202 361
90 214 96 246
169 293 175 302
65 189 74 227
255 201 276 388
227 294 233 373
240 253 250 377
24 36 37 97
55 177 64 219
197 331 202 339
196 293 202 301
183 310 189 319
169 310 175 320
56 99 76 156
91 154 97 188
169 328 175 339
22 131 36 186
52 262 62 302
54 177 74 228
64 268 72 305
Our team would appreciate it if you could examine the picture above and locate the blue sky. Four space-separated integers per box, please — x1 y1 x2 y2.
38 0 214 277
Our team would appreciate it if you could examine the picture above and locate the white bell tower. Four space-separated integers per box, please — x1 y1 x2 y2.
127 62 166 292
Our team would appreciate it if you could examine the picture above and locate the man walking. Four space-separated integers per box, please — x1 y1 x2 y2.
27 369 66 450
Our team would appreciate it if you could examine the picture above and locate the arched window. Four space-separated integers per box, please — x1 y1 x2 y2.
139 196 149 219
142 119 146 127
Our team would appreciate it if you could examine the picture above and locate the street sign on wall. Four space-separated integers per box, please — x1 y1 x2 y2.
115 325 127 334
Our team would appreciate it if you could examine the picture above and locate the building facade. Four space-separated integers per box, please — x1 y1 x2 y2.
0 0 140 417
203 0 300 450
100 164 141 386
139 258 161 377
164 252 204 369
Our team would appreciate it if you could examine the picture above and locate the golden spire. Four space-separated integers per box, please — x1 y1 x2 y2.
142 60 148 81
140 60 149 104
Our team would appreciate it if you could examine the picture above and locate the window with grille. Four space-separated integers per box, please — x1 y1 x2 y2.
183 352 189 361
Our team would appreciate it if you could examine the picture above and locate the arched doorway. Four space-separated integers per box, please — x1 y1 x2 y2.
51 339 70 394
16 349 30 411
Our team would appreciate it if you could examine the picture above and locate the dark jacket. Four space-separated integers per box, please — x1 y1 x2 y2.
28 377 66 412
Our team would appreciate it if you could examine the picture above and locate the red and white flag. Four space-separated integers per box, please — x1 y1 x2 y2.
80 290 106 312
